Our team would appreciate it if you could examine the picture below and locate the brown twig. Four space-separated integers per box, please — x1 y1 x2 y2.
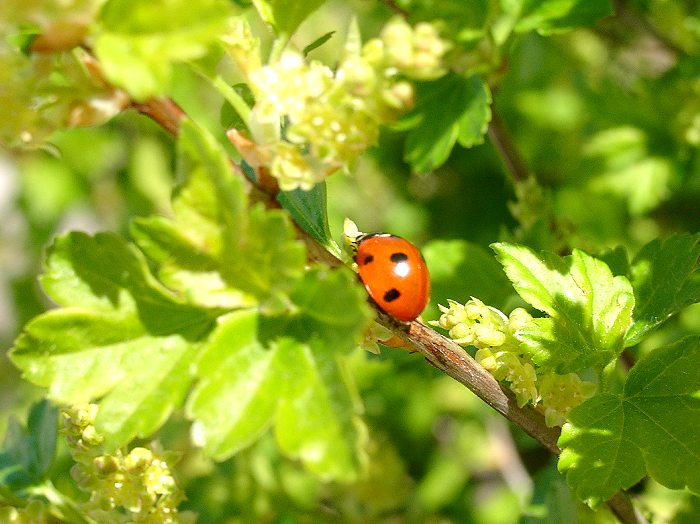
382 315 646 524
382 314 562 454
130 98 186 137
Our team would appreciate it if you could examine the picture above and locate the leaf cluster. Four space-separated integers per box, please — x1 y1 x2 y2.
492 235 700 505
10 121 375 483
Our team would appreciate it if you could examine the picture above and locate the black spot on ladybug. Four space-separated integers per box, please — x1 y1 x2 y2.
362 254 374 265
390 252 408 263
383 288 401 302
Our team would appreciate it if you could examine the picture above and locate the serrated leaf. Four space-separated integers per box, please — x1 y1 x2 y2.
39 232 217 338
558 335 700 504
492 243 634 372
0 401 57 492
222 204 307 314
133 120 253 308
10 232 214 448
625 234 700 346
188 268 373 480
187 310 283 459
14 318 196 448
94 336 197 447
261 266 375 350
176 119 247 238
251 0 326 37
94 0 234 100
402 73 491 173
134 121 307 313
277 182 335 253
589 156 676 215
275 338 367 481
515 0 613 35
131 216 251 309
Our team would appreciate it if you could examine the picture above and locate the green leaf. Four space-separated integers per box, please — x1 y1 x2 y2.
0 401 57 492
133 120 307 313
303 30 336 56
93 0 234 100
187 310 283 459
39 232 217 339
94 335 197 447
597 245 630 278
261 266 375 350
515 0 613 35
589 156 676 215
277 182 336 254
10 232 214 448
625 233 700 346
402 73 491 173
251 0 326 37
221 204 306 314
132 120 252 308
558 335 700 504
188 267 373 480
275 338 367 482
220 83 255 131
131 216 244 308
492 243 635 372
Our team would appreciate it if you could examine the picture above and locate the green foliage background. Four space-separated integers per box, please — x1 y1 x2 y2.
2 0 700 522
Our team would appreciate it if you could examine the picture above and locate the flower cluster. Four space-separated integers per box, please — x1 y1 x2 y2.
432 298 538 407
432 298 597 425
62 405 191 523
232 17 449 191
538 373 598 427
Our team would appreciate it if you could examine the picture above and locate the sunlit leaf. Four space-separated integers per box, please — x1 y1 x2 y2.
492 243 634 372
559 336 700 504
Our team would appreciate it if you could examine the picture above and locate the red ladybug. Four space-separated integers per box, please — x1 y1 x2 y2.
354 233 430 322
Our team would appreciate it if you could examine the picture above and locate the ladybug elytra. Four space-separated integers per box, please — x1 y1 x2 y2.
354 233 430 322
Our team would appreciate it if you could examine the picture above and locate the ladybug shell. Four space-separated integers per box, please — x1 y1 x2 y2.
355 234 430 322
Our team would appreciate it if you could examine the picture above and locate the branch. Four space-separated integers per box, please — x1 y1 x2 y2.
383 315 647 524
383 313 561 453
128 94 645 524
488 107 529 182
131 98 185 138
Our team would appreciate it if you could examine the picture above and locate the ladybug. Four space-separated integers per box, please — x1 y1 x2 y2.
354 233 430 322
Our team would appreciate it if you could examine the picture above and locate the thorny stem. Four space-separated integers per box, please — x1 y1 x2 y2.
130 95 646 524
